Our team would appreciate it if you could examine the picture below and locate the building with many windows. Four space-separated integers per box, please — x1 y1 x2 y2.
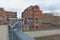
22 5 42 30
5 11 17 23
0 8 17 25
0 8 6 25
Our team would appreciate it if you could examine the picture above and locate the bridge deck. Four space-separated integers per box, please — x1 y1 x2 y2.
0 25 9 40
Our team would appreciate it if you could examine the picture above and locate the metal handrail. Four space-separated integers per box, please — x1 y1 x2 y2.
8 21 35 40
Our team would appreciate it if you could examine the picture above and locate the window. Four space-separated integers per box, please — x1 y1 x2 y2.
36 26 38 29
28 18 33 24
28 18 33 20
35 18 39 24
28 18 33 21
35 18 38 20
28 21 33 24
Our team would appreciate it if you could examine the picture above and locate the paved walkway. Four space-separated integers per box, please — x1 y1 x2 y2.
24 29 60 38
0 25 9 40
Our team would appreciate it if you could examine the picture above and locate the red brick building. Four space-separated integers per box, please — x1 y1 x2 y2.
5 11 17 23
0 8 17 25
22 5 42 30
0 8 6 25
42 13 54 23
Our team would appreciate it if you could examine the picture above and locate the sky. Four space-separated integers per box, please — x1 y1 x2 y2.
0 0 60 18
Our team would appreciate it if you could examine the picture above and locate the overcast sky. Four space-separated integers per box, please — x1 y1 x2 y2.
0 0 60 18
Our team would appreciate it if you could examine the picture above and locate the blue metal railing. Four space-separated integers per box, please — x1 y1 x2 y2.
8 24 35 40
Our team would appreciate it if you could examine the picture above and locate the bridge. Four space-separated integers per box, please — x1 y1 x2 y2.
1 21 60 40
0 21 35 40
